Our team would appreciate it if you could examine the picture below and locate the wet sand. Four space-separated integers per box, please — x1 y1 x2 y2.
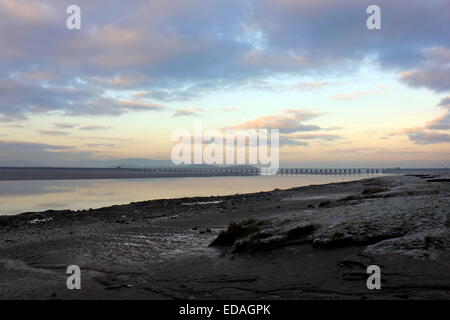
0 174 449 299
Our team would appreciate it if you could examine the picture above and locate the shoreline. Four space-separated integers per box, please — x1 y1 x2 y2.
0 173 449 299
0 174 386 216
0 167 446 182
0 167 256 181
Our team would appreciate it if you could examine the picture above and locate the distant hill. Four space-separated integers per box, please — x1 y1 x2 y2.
0 158 173 168
0 158 259 169
0 160 41 167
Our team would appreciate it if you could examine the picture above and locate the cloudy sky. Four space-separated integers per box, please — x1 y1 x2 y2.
0 0 449 167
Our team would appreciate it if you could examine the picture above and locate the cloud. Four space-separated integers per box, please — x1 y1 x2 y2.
172 107 204 117
228 109 342 146
90 74 146 88
400 67 450 93
229 109 324 133
391 97 450 144
0 0 56 24
283 133 343 141
64 98 167 116
439 97 450 107
0 140 71 151
84 143 115 148
69 136 133 142
289 82 339 92
246 79 339 92
79 125 111 131
399 47 450 93
332 147 380 154
38 130 69 136
279 139 308 147
406 130 450 145
391 126 450 145
0 79 92 119
53 122 77 129
280 133 343 146
52 123 112 131
424 97 450 130
132 88 200 102
0 114 27 122
330 86 387 100
0 0 448 112
426 115 450 131
241 50 306 70
0 140 96 166
0 76 168 119
331 147 425 155
252 0 450 68
0 0 449 168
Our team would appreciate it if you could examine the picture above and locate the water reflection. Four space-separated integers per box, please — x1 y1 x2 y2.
0 175 381 215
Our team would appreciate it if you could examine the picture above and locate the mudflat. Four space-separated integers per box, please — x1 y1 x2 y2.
0 174 449 299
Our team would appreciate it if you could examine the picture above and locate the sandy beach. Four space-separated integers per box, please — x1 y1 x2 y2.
0 173 449 300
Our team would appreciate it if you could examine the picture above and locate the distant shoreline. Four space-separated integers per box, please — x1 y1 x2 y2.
0 167 257 181
0 167 447 181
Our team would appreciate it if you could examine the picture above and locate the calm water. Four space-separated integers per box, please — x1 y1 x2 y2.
0 174 382 215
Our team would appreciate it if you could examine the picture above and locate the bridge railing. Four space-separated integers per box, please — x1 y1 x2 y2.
276 168 383 175
129 167 383 175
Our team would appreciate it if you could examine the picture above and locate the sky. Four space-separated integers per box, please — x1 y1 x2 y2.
0 0 449 168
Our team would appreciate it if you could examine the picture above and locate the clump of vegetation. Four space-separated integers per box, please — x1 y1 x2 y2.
231 224 316 254
210 219 261 247
233 239 271 253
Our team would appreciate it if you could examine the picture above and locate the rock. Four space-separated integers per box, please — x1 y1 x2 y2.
210 175 450 258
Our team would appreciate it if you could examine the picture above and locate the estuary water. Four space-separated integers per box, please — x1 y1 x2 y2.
0 174 382 215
